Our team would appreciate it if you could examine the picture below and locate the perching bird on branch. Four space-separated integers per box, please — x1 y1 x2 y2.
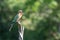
9 10 24 40
9 10 23 31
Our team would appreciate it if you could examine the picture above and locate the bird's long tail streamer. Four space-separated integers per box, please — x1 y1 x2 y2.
9 23 14 31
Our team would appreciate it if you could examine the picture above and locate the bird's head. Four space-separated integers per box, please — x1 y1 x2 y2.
18 10 23 13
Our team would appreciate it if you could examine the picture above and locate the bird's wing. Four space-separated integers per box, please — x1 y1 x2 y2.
12 14 18 22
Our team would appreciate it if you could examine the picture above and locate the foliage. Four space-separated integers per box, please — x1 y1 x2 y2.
0 0 60 40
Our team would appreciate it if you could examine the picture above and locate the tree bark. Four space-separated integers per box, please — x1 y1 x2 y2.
18 22 24 40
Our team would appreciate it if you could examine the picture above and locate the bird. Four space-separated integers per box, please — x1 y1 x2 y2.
9 10 23 31
9 10 24 40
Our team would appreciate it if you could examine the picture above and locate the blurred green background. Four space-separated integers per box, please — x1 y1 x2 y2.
0 0 60 40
